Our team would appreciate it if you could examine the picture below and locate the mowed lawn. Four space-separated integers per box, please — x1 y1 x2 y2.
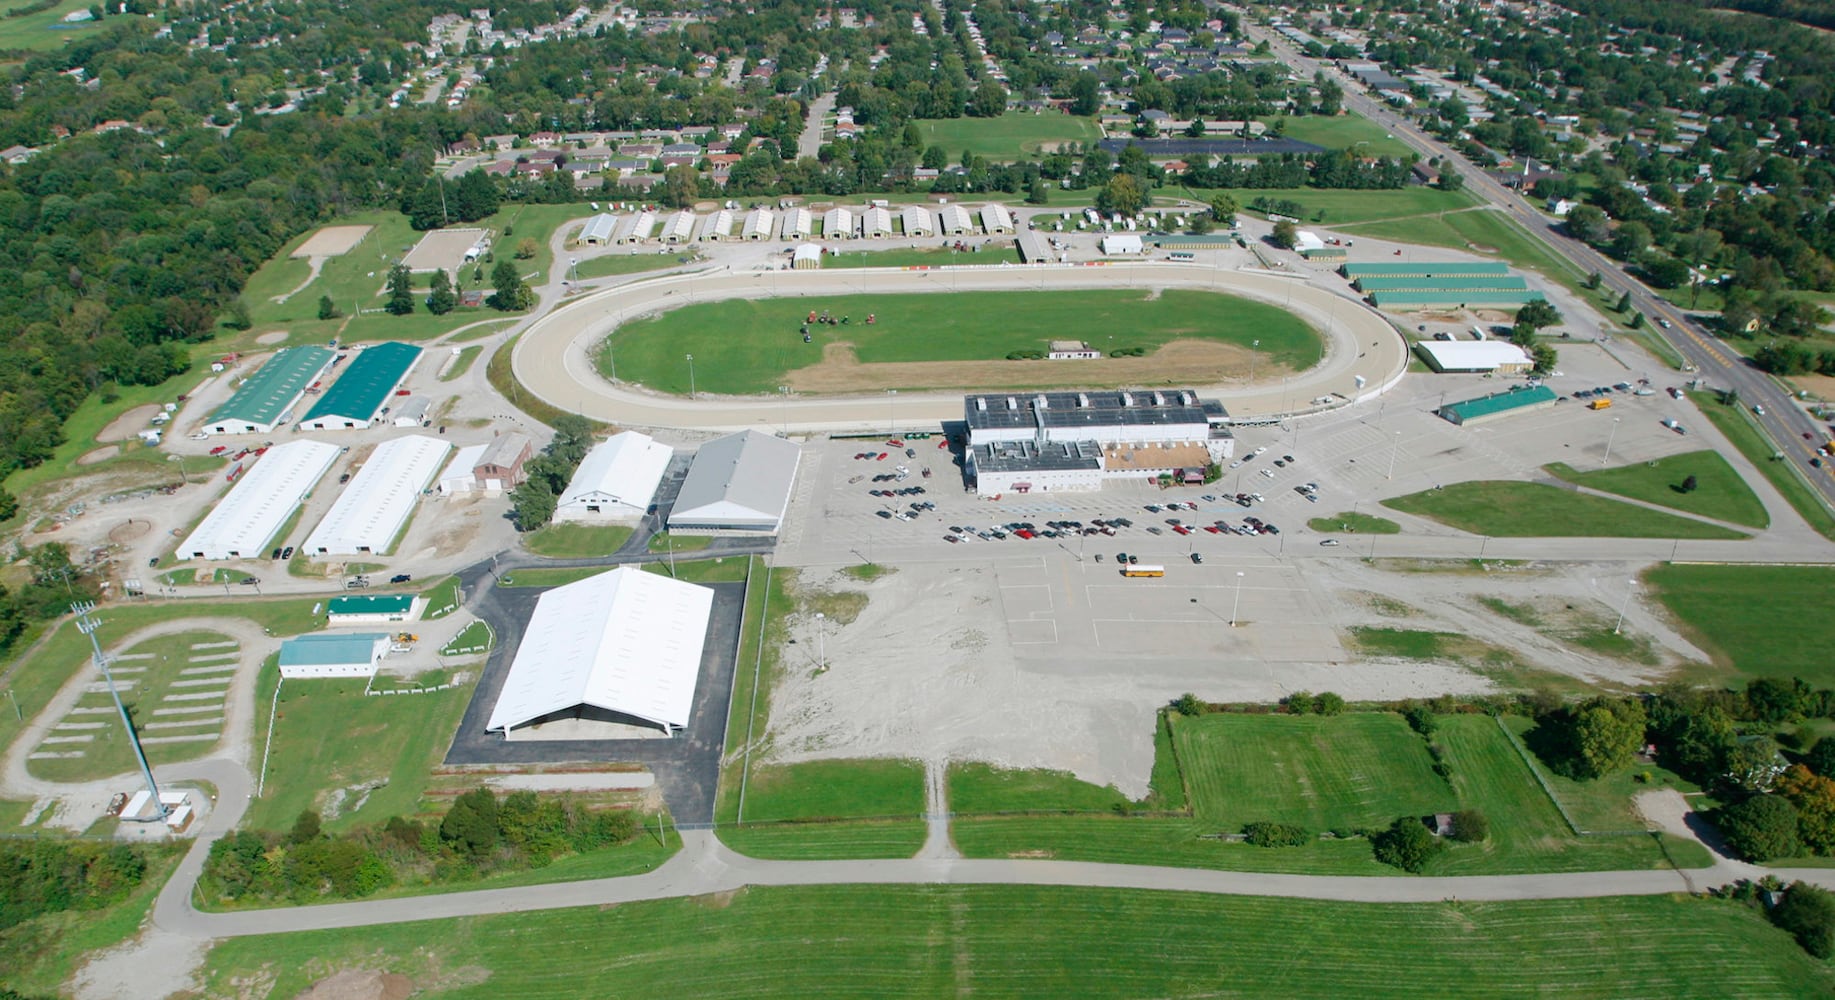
1176 185 1477 225
0 0 108 51
1645 563 1835 686
1339 207 1594 301
948 763 1130 815
1383 481 1749 539
604 289 1321 395
522 523 635 557
822 245 1018 269
1546 451 1768 529
718 759 927 860
912 111 1100 161
1689 391 1835 541
194 885 1830 998
1268 112 1412 157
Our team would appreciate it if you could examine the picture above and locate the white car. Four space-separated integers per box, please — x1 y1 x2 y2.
1259 469 1275 479
1253 445 1269 455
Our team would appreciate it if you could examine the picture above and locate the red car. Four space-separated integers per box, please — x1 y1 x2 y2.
1172 525 1192 535
1015 529 1035 539
1203 525 1222 534
208 445 227 455
877 452 888 460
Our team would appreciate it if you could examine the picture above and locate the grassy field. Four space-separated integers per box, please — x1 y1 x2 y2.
717 759 927 860
0 844 183 997
1338 207 1599 304
647 530 711 553
912 111 1100 161
438 345 483 382
1497 715 1697 834
1688 391 1835 540
196 885 1828 998
822 245 1019 269
0 0 107 52
1546 451 1768 529
572 251 690 280
245 657 474 831
948 763 1131 815
1271 112 1412 157
522 523 634 557
419 575 461 619
1172 185 1477 226
1645 563 1835 686
1308 511 1402 533
438 620 492 657
603 289 1321 396
1382 481 1749 539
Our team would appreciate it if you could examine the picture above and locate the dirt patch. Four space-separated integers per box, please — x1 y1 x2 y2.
256 330 289 345
1788 372 1835 401
97 405 164 443
783 338 1285 393
294 970 414 1000
291 224 373 258
77 445 120 466
108 519 152 544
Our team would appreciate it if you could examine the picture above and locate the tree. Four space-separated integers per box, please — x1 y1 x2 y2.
288 810 322 845
1184 118 1206 138
1724 736 1787 793
1068 73 1100 116
1436 167 1464 192
1777 765 1835 855
1715 794 1800 862
970 78 1007 118
508 478 556 530
1565 205 1610 245
1585 271 1602 290
1315 692 1345 716
1514 299 1561 331
1025 177 1049 205
221 298 251 330
514 238 538 260
1450 809 1489 843
439 788 501 856
1208 192 1238 228
1174 693 1205 717
1680 474 1699 493
1570 698 1646 779
1642 255 1691 290
921 145 949 171
488 259 532 312
317 295 341 321
1804 737 1835 778
1609 221 1653 260
1187 213 1213 235
662 164 700 209
1271 219 1299 250
427 269 455 316
454 169 500 220
0 486 15 523
385 264 415 316
1775 882 1835 958
1372 816 1442 872
1614 289 1633 312
1096 173 1147 217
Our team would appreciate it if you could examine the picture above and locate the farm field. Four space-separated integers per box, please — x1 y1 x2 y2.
1382 481 1750 539
717 758 927 860
1267 112 1412 157
601 289 1321 396
1688 391 1835 540
911 111 1100 161
193 885 1829 998
1545 451 1768 529
1645 563 1835 686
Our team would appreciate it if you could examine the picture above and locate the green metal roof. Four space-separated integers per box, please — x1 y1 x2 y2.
1300 246 1348 258
1341 261 1511 277
1151 234 1240 247
279 633 388 667
1370 290 1543 308
328 594 415 615
211 346 333 427
302 342 421 424
1439 385 1557 423
1355 276 1530 292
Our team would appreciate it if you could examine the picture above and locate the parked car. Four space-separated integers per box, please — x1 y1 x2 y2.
390 573 412 584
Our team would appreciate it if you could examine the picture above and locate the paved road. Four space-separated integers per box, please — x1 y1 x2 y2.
1244 25 1835 517
798 92 835 160
512 262 1408 433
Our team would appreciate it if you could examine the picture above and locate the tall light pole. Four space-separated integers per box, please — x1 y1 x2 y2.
73 602 166 822
814 612 826 669
1249 339 1259 384
685 353 696 399
1613 578 1637 635
1385 431 1402 480
1602 417 1621 466
1230 571 1245 627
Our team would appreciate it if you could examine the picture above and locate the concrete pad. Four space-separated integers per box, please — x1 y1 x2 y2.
169 678 231 689
162 692 227 703
153 706 224 716
140 734 219 746
144 717 224 730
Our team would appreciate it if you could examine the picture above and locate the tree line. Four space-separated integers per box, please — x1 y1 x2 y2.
0 837 148 932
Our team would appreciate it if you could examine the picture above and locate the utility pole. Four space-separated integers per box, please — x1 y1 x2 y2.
1613 579 1637 635
1230 571 1245 627
1603 417 1621 467
685 354 696 399
73 603 166 822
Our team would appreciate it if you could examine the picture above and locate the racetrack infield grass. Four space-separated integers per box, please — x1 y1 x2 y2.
912 111 1100 161
193 885 1831 998
1545 450 1767 529
717 758 926 860
1644 563 1835 686
602 289 1321 396
1382 481 1749 539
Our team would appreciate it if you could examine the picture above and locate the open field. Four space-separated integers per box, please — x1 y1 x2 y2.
1176 185 1478 225
438 345 482 381
948 763 1130 815
1338 207 1599 305
572 251 689 280
821 245 1019 269
245 657 474 831
1382 481 1749 539
717 758 927 860
1645 563 1835 686
1688 390 1835 540
602 289 1321 396
1270 112 1413 157
0 0 106 52
1546 450 1768 529
522 523 634 557
195 885 1829 997
1497 715 1698 834
1308 511 1402 533
912 111 1101 161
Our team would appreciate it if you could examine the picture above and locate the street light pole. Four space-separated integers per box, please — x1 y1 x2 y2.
1603 417 1621 466
814 612 826 669
1613 579 1637 634
685 354 696 399
1230 571 1245 627
1249 339 1259 384
1385 431 1402 480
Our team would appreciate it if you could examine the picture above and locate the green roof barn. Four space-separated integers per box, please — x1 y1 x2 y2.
207 346 334 435
1437 384 1558 425
301 342 422 430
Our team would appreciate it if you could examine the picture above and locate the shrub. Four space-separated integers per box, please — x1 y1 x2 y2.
1242 821 1312 848
1715 794 1801 862
1372 816 1442 872
1402 704 1437 737
1772 881 1835 958
1807 737 1835 779
1450 809 1489 843
1316 692 1345 716
1173 693 1206 717
1284 691 1315 714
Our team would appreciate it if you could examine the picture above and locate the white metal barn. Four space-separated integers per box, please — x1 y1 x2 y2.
617 211 657 244
938 203 973 235
180 440 341 560
779 206 813 241
792 243 823 269
902 205 933 237
579 213 618 245
860 206 893 238
667 430 802 533
555 431 673 521
486 567 715 735
660 210 695 244
437 443 488 494
821 206 854 240
741 207 775 240
1101 233 1145 255
697 209 734 242
391 396 430 427
301 434 451 556
980 203 1015 234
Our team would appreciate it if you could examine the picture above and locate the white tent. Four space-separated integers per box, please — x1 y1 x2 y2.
579 213 618 245
667 430 801 533
302 435 450 555
821 206 854 240
741 207 775 240
660 210 695 243
180 440 341 560
980 203 1014 234
902 205 933 237
938 203 973 235
860 205 893 238
779 206 813 240
486 567 714 734
555 431 673 521
438 443 488 494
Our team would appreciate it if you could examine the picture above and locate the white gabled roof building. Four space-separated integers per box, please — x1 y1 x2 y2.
667 430 801 533
438 443 489 494
180 440 341 560
697 209 734 241
938 203 973 234
555 431 673 521
660 210 695 243
902 204 933 236
486 567 715 735
821 206 854 239
579 213 618 244
980 203 1014 233
779 206 813 240
741 207 774 240
301 434 451 555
